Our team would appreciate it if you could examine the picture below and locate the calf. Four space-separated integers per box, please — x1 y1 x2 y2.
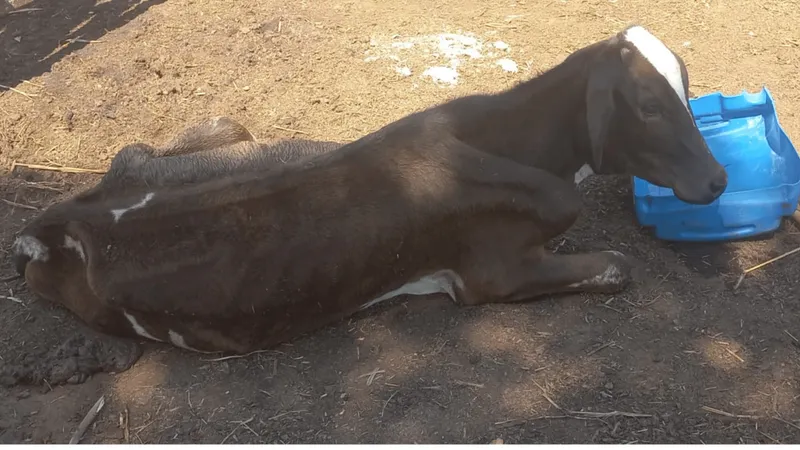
8 25 726 384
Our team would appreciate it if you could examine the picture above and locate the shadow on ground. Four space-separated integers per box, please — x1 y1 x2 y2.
1 0 166 88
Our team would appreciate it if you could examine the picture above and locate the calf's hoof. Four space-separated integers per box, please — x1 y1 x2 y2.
568 250 634 294
0 333 142 387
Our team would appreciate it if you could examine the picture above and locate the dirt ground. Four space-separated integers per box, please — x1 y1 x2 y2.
1 0 800 444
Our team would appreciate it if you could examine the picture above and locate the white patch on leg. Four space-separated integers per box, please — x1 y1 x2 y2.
574 164 594 185
13 235 50 262
568 251 627 288
123 311 162 342
168 330 209 353
63 235 86 262
360 269 465 310
111 192 155 223
623 26 688 109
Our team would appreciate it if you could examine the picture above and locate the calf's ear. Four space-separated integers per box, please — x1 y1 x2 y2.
585 47 628 171
63 221 96 266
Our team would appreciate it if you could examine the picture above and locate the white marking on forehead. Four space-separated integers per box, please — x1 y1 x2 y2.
623 26 688 109
63 235 86 262
123 311 162 342
111 192 155 223
574 164 594 185
13 235 49 262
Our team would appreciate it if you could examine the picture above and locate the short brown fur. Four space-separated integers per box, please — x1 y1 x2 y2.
12 26 726 376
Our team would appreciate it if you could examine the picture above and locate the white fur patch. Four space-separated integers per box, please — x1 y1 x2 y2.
63 235 86 262
168 330 208 353
623 26 688 109
568 251 626 288
574 164 594 185
123 311 162 342
13 235 49 262
359 269 465 310
111 192 155 223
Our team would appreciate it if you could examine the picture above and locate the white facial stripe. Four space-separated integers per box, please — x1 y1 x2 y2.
123 311 162 342
13 235 50 262
63 235 86 262
111 192 155 223
623 26 688 109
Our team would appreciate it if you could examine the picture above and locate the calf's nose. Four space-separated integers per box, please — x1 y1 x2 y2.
708 168 728 198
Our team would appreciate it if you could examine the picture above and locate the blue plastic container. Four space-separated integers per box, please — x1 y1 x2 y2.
633 87 800 242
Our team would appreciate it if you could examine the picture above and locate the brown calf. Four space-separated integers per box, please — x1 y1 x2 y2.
7 25 726 385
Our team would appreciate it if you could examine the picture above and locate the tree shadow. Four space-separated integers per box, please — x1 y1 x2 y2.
1 0 166 88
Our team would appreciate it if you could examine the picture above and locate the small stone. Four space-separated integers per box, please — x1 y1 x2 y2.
340 392 349 401
220 361 231 374
604 382 614 390
17 390 30 399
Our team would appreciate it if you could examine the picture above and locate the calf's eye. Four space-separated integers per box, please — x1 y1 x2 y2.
641 102 662 118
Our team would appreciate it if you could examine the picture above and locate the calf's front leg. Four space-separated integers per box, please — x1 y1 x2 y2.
427 139 635 306
456 222 634 307
477 250 633 305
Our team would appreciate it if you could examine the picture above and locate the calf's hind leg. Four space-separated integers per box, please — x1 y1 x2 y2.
156 116 256 157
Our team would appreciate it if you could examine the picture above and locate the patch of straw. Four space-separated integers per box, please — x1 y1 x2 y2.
69 395 106 444
11 162 106 174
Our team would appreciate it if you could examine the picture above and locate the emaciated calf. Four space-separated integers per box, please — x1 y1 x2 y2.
7 26 726 385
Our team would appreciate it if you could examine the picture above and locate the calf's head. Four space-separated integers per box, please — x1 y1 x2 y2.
585 25 727 205
12 212 91 305
13 223 109 339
